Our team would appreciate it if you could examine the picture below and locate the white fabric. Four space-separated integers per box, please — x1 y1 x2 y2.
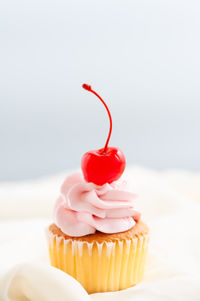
0 167 200 301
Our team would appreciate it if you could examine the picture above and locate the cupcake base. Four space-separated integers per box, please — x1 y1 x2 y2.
47 221 149 294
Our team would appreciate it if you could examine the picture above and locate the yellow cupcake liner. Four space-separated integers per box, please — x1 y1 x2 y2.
47 230 149 294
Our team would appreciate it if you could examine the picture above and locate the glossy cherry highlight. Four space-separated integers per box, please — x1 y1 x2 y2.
81 84 126 185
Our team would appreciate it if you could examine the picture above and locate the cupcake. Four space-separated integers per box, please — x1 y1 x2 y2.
47 84 149 294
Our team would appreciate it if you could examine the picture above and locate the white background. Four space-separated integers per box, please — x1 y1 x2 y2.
0 0 200 181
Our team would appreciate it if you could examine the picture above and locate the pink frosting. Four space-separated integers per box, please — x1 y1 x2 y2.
53 172 141 237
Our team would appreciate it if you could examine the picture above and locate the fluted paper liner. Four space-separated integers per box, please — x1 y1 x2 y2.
46 229 149 294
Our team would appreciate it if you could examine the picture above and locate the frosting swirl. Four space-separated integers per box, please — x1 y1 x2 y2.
53 172 141 237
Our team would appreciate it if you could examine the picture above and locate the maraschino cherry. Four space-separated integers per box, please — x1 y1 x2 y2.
81 84 126 185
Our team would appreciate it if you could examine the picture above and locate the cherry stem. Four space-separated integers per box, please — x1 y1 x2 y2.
82 83 112 153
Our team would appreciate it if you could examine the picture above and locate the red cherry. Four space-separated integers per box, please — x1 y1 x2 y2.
81 147 126 185
81 84 126 185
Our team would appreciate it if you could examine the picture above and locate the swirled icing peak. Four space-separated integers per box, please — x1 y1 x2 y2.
53 172 141 237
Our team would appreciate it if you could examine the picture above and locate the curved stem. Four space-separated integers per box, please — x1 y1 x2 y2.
82 84 112 153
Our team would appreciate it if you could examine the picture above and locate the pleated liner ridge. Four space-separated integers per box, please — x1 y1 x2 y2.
47 226 149 294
